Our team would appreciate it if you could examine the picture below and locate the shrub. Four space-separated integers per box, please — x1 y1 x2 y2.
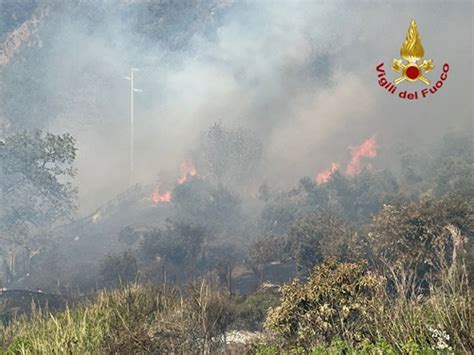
233 289 281 331
288 213 360 277
99 251 138 288
264 230 472 353
367 247 473 353
367 195 473 295
248 234 289 286
264 258 383 349
139 221 206 281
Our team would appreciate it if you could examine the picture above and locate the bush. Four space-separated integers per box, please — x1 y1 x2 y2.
288 213 360 277
233 289 280 331
139 221 206 281
99 251 138 288
248 234 289 285
367 195 473 295
264 258 383 349
264 251 472 353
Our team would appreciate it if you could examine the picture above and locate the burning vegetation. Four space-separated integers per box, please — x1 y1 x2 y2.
150 186 172 204
0 1 472 354
315 135 377 184
346 135 377 175
316 162 339 184
149 161 198 205
177 161 197 185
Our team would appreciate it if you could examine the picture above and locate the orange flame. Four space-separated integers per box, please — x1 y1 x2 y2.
346 136 377 176
316 162 339 184
149 161 197 204
177 161 197 184
150 186 172 204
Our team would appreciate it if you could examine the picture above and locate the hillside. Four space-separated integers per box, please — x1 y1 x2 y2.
0 1 472 353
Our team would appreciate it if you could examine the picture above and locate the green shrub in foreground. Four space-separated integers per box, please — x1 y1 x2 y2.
263 256 471 353
264 258 383 349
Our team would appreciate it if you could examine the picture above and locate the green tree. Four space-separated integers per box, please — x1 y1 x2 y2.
140 221 207 281
248 234 289 286
172 178 243 236
194 122 262 188
260 170 399 236
397 130 473 198
289 212 359 277
259 186 308 235
204 240 245 294
0 130 77 245
432 131 473 197
321 169 398 223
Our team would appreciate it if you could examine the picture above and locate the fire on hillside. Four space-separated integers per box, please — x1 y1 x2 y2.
150 161 198 205
315 136 377 184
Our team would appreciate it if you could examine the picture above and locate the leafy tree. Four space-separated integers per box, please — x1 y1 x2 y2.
323 171 352 215
398 145 429 185
118 226 140 246
430 132 474 198
140 221 206 280
259 185 309 235
204 240 245 293
299 176 329 210
0 130 77 245
248 234 289 286
288 212 359 277
260 170 399 236
348 169 399 221
320 169 399 223
172 177 243 236
398 130 473 198
194 122 262 188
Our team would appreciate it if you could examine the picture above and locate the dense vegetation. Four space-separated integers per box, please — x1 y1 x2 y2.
0 1 472 354
0 125 472 353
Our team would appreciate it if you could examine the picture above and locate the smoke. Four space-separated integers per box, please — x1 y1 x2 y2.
0 1 471 213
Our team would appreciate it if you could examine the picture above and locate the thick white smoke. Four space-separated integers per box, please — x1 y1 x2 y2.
2 1 471 213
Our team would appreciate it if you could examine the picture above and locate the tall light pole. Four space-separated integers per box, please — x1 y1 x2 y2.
125 67 142 186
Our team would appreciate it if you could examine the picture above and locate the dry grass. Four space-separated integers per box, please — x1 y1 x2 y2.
0 282 233 354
